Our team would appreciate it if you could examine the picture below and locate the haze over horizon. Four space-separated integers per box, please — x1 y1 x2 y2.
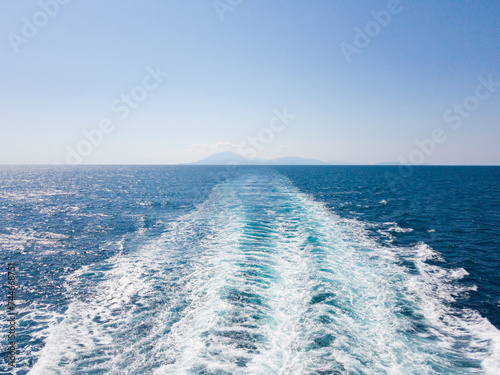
1 0 499 165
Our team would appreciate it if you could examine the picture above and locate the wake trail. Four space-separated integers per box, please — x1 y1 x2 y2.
28 169 500 374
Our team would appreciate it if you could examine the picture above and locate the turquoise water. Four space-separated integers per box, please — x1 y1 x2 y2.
1 166 499 374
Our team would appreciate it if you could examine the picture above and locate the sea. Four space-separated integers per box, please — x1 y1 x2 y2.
0 165 499 374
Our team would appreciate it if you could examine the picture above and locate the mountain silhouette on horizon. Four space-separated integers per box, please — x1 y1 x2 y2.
187 151 359 165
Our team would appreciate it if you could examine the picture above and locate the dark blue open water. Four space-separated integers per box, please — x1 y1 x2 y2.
1 166 499 374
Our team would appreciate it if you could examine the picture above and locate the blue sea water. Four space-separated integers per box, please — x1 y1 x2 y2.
1 165 499 374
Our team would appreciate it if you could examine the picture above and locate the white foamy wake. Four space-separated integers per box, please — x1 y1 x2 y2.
26 170 500 374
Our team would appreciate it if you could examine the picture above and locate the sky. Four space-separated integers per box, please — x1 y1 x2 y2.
1 0 499 165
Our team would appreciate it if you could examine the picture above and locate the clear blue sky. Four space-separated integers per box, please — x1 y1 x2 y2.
1 0 499 164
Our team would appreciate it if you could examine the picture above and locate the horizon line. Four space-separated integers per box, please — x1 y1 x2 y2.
1 163 499 167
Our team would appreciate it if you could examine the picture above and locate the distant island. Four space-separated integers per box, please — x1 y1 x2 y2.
184 152 399 166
